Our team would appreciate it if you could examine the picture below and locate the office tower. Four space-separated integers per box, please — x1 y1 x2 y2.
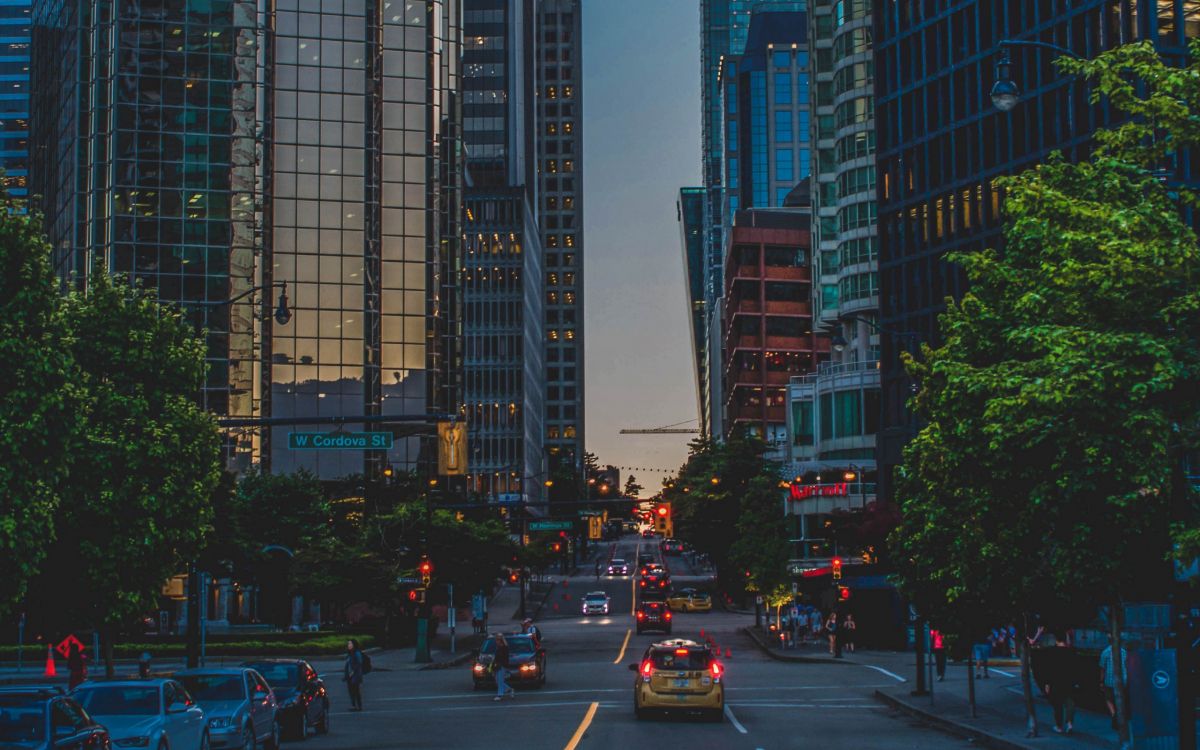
0 0 28 203
873 3 1198 498
535 0 583 475
678 186 706 428
265 0 463 477
697 0 805 439
461 0 546 505
32 0 261 432
781 0 879 484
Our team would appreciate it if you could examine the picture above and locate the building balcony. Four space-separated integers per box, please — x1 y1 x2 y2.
764 300 811 316
729 299 762 315
763 265 809 282
726 369 795 387
726 333 763 351
728 404 786 423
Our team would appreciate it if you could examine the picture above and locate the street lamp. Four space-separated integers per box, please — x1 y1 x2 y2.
989 40 1081 117
192 281 292 326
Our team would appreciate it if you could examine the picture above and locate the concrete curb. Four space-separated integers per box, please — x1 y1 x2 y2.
418 650 476 671
740 626 846 665
872 690 1033 750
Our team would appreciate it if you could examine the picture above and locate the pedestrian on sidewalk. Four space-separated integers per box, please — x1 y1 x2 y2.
930 627 946 681
67 642 87 690
343 639 364 711
1099 638 1129 737
492 633 515 701
843 614 857 653
973 635 991 679
826 612 841 657
1042 631 1078 734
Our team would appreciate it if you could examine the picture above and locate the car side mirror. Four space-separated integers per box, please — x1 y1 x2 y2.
167 701 189 714
628 663 638 671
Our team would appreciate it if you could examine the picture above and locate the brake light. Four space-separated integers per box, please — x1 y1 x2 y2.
710 661 723 682
641 660 653 682
640 580 646 587
675 648 689 655
636 611 645 619
664 611 672 620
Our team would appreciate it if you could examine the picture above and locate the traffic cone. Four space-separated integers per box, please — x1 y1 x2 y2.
553 603 560 611
44 645 56 677
699 629 705 639
725 647 731 659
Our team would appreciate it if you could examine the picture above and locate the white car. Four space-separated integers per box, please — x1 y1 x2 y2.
606 559 629 576
582 591 610 615
74 679 209 750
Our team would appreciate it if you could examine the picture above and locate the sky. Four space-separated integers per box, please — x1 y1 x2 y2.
581 0 702 496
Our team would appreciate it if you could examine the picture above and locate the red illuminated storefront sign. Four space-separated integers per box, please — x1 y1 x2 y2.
789 482 848 500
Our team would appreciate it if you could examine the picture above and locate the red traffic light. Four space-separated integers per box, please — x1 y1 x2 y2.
508 572 519 584
838 585 851 601
419 560 433 576
831 557 843 580
408 590 418 601
656 505 668 516
551 543 562 553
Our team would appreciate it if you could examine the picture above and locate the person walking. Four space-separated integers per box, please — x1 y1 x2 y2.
930 628 947 681
825 612 840 657
594 560 601 581
492 633 515 701
1042 632 1078 734
520 618 541 643
343 639 364 711
1099 637 1129 740
974 634 992 679
67 643 87 690
843 614 857 653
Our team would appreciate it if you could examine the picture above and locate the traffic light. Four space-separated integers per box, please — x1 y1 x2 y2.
419 558 433 586
655 503 671 535
838 585 851 601
508 570 520 584
382 464 394 480
831 556 843 581
408 587 426 604
551 542 562 553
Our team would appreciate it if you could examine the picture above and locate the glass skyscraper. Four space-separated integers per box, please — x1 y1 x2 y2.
0 0 28 203
677 186 706 426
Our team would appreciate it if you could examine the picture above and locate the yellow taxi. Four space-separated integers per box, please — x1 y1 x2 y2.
629 639 724 721
666 588 712 613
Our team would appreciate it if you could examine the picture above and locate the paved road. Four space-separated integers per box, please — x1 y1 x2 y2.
297 535 974 749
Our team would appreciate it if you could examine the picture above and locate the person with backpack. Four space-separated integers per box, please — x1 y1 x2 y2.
344 639 368 711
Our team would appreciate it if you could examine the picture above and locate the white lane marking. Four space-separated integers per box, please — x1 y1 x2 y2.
862 664 906 682
990 668 1015 677
724 704 748 734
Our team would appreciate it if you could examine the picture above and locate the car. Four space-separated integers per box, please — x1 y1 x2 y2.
73 679 208 750
660 538 684 555
639 573 671 593
471 634 547 690
635 600 672 634
641 529 656 538
176 668 279 750
0 685 111 750
606 558 629 576
637 553 654 567
629 639 724 721
241 659 330 740
667 588 713 612
640 562 667 577
581 591 610 615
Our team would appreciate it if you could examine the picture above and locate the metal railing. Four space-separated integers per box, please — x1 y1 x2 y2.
789 358 880 387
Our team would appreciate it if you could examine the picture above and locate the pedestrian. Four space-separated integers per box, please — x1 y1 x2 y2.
843 613 857 653
930 627 946 681
1099 637 1129 737
137 651 152 679
974 632 992 679
1006 622 1018 657
492 633 515 701
521 618 541 643
1042 632 1078 734
825 612 840 657
811 610 823 642
343 639 364 711
67 643 87 690
594 560 601 581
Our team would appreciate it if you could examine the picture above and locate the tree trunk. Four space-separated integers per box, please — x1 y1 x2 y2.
101 626 115 679
1019 614 1039 737
1109 602 1130 747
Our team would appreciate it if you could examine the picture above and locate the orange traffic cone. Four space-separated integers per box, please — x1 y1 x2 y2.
725 647 731 659
44 645 57 677
699 629 705 639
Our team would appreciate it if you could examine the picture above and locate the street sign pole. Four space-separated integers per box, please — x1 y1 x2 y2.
448 584 455 655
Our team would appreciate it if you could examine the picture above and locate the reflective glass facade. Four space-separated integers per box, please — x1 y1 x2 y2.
873 1 1200 499
677 186 706 429
0 0 28 202
267 0 462 477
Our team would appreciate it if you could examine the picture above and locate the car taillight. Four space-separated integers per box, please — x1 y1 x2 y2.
636 611 645 619
641 660 653 682
640 580 646 587
664 611 672 620
710 661 723 682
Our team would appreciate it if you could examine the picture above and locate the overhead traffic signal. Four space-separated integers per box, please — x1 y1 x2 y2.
838 585 851 601
655 503 672 535
419 558 433 585
831 557 843 581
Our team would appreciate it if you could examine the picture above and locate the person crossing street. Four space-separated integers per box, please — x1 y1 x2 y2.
492 633 515 701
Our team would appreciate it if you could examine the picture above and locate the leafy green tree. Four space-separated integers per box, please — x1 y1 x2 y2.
623 474 643 498
29 274 221 673
0 199 73 612
728 474 793 618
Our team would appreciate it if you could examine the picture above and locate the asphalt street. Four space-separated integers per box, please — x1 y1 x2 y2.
297 535 974 749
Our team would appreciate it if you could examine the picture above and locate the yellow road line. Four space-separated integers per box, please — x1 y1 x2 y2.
613 628 632 665
563 701 599 750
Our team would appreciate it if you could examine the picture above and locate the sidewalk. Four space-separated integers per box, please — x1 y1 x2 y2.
741 625 1120 750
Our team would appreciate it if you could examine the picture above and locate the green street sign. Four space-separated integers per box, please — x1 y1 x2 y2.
288 432 394 450
529 520 573 531
578 510 602 517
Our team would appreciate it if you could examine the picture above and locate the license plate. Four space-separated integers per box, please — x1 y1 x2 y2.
673 678 689 687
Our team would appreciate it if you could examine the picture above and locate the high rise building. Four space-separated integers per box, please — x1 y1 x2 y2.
265 0 463 477
0 0 28 203
696 0 805 439
677 186 706 426
33 0 465 478
535 0 583 475
873 3 1199 499
461 0 546 505
32 0 261 429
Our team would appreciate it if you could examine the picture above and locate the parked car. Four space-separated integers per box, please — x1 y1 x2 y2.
241 659 330 740
176 668 278 750
0 685 111 749
72 679 207 750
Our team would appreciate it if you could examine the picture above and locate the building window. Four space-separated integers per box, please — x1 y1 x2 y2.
792 400 814 445
774 110 792 143
775 148 793 182
774 72 791 105
772 50 790 68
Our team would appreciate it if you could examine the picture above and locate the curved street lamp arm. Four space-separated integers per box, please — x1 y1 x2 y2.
191 280 289 307
998 39 1082 60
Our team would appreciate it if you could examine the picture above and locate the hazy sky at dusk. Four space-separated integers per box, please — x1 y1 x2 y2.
581 0 702 495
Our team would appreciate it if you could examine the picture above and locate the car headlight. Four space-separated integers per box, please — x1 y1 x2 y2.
115 737 151 748
208 716 233 728
473 664 485 673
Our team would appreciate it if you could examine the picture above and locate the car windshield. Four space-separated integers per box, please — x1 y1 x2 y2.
75 687 159 716
0 695 45 742
610 559 624 565
585 594 606 602
178 674 244 702
480 637 536 656
692 592 711 600
245 664 299 688
642 603 664 612
649 649 711 670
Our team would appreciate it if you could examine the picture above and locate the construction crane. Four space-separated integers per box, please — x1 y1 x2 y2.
619 419 700 435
